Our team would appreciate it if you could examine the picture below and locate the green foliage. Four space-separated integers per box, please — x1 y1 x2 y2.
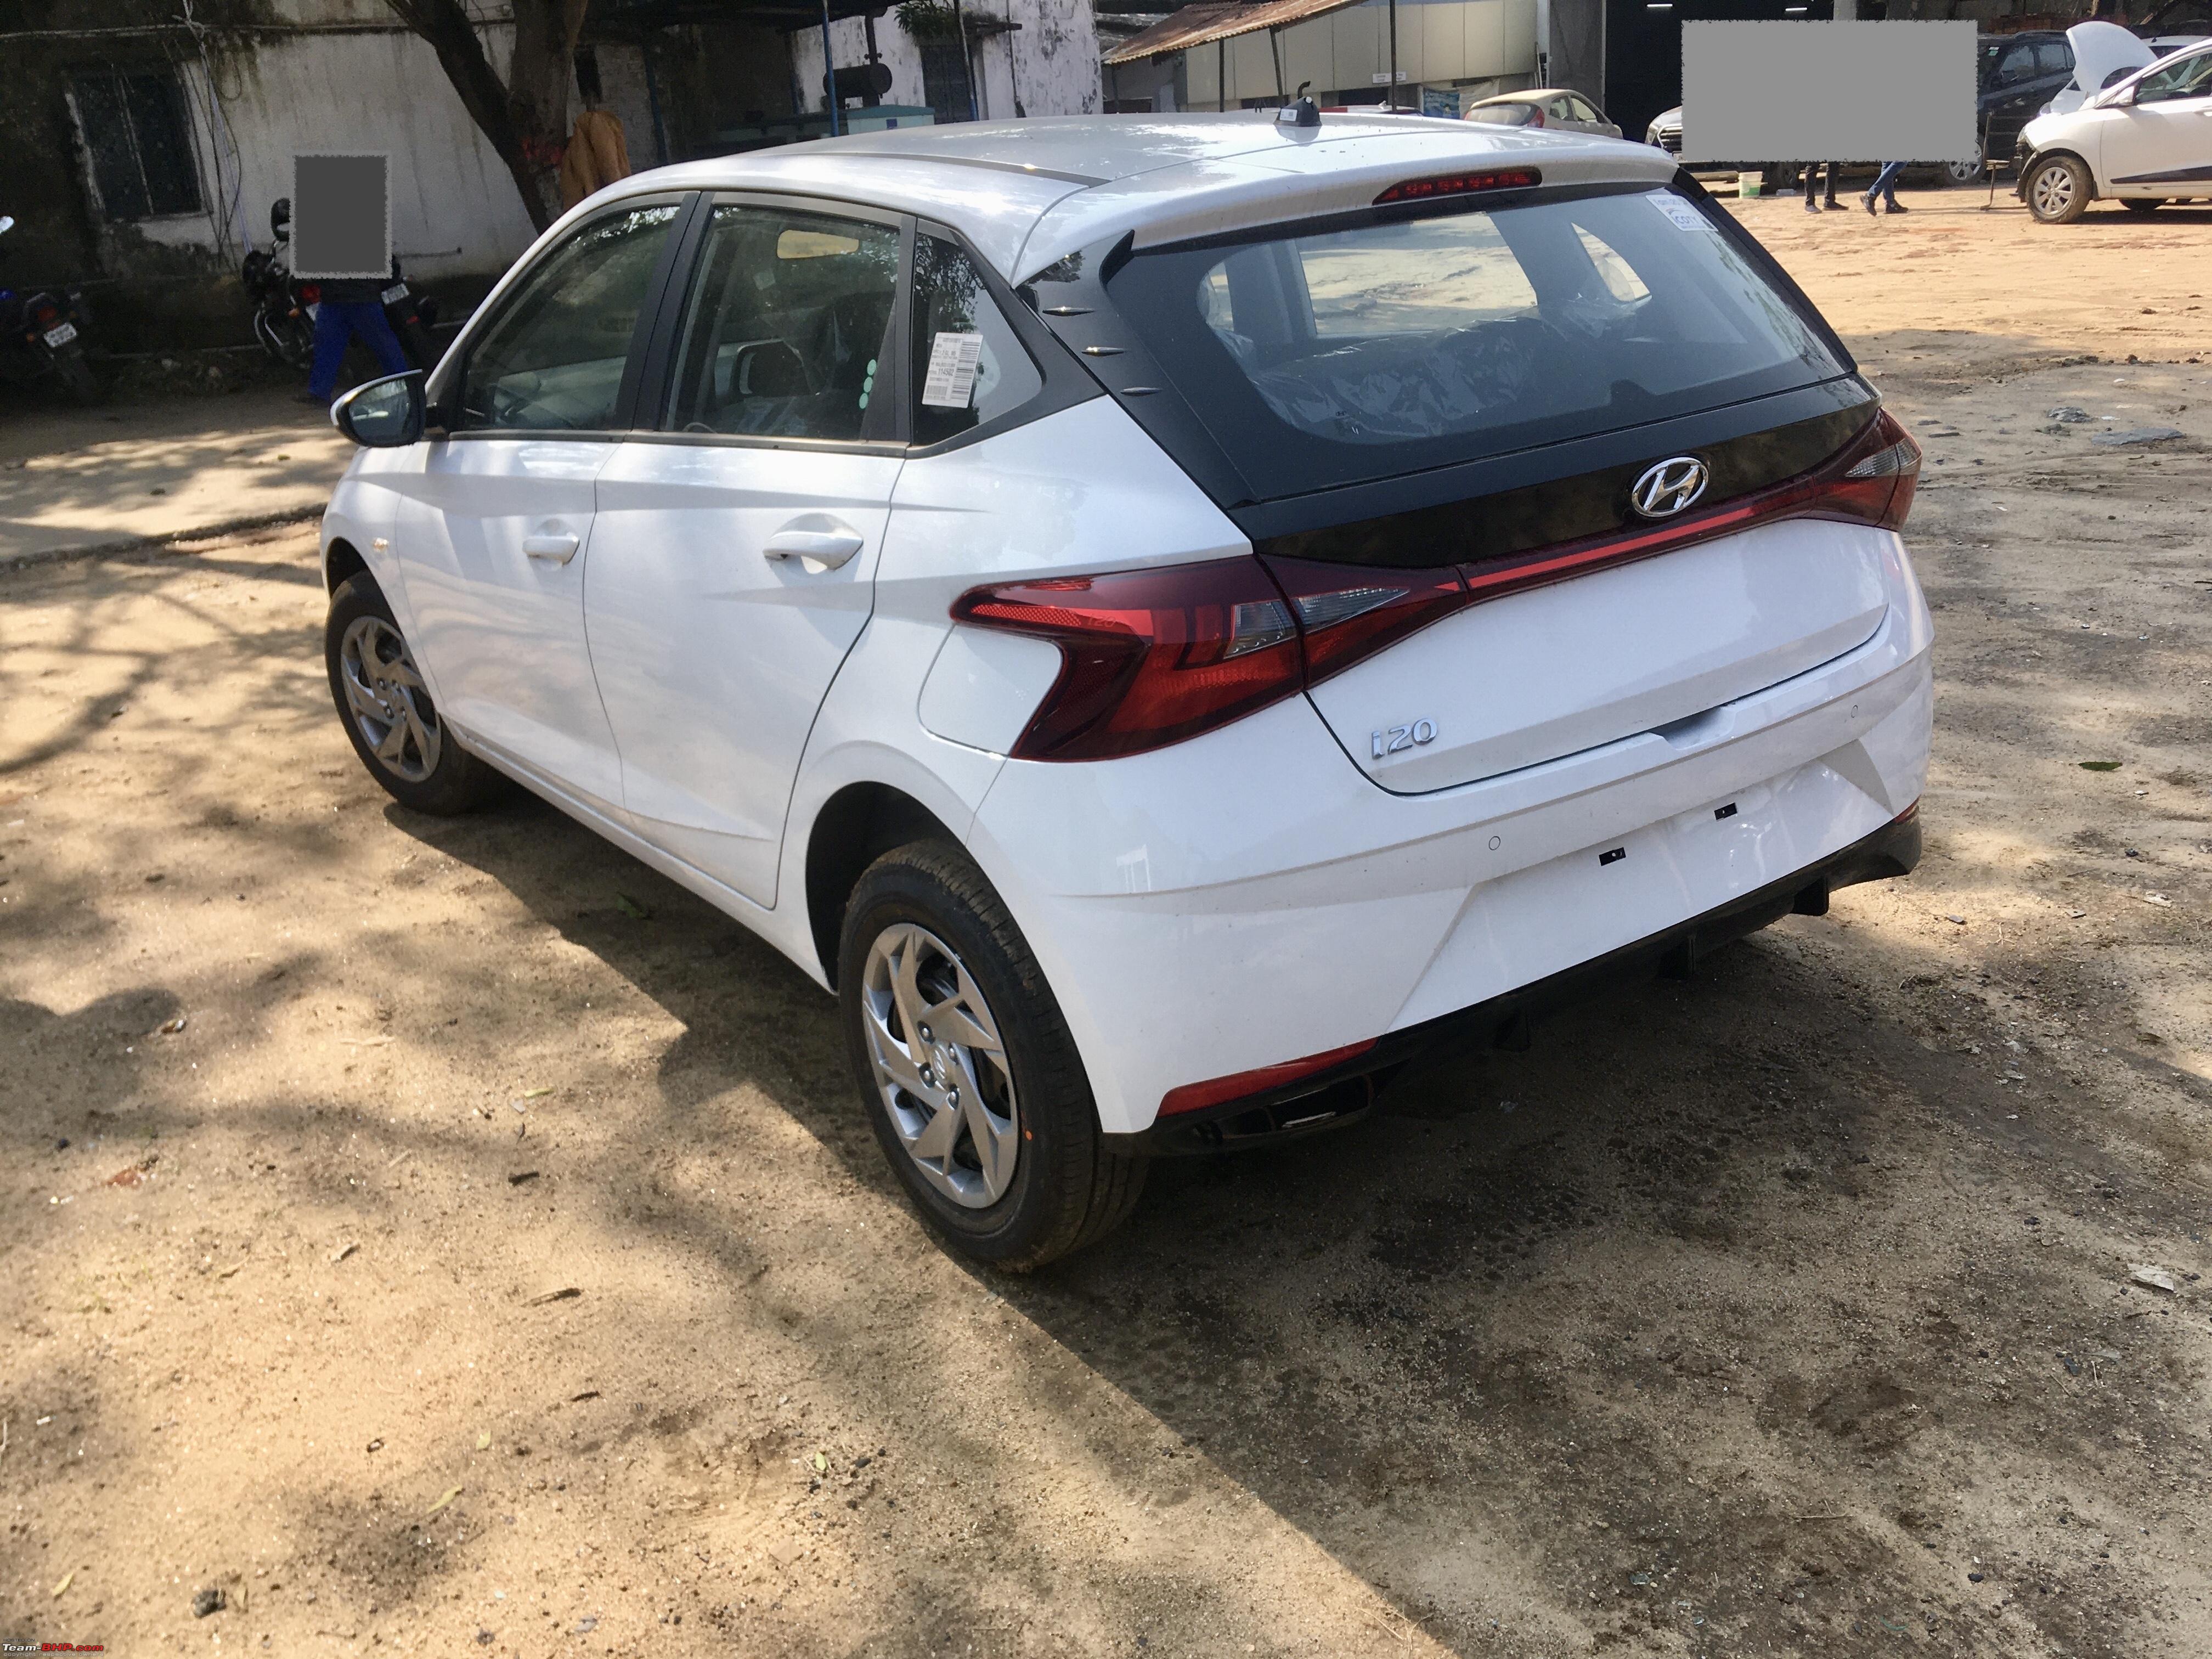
897 0 966 41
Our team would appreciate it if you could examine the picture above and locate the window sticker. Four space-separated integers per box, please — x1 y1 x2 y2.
1649 193 1706 233
921 330 984 408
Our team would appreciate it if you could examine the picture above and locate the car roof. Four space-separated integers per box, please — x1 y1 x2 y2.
1469 91 1556 105
594 114 1673 285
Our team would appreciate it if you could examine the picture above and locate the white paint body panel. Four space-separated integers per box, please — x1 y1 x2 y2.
1311 520 1891 793
973 558 1930 1133
589 440 904 906
382 437 625 810
318 120 1934 1154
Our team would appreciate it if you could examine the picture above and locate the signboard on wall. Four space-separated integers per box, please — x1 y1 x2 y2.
1422 86 1463 119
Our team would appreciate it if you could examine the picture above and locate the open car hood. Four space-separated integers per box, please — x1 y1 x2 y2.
2046 21 2158 116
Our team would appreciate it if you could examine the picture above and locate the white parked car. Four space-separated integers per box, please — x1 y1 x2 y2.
1465 89 1623 139
319 115 1931 1267
2018 35 2212 221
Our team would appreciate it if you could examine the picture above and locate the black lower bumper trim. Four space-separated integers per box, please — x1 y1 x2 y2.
1104 808 1921 1157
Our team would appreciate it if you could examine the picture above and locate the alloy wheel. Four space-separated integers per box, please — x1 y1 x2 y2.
1944 159 1983 186
860 922 1019 1209
2030 163 2076 219
338 614 443 782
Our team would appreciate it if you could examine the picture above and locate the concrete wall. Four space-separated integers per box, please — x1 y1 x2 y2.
791 0 1105 123
1182 0 1538 109
1 0 678 349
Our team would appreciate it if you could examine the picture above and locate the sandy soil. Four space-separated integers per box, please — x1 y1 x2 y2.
0 386 345 566
3 187 2210 1659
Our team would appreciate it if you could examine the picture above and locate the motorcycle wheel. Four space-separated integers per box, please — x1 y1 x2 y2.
256 308 315 370
50 343 99 405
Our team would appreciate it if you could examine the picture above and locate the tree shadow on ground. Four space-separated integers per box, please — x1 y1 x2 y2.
380 785 2211 1658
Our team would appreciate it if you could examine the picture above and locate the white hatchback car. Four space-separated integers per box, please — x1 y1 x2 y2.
2018 36 2212 221
320 114 1931 1267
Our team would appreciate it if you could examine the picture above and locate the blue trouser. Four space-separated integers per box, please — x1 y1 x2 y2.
1866 162 1908 205
309 299 409 399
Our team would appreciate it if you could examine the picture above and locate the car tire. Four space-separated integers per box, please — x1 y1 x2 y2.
839 839 1145 1271
2119 198 2165 215
1942 159 1985 187
2025 154 2092 223
325 572 507 815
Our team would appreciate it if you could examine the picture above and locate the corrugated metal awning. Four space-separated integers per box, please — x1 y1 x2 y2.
1102 0 1368 66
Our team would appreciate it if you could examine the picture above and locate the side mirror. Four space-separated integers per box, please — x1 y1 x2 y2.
332 371 425 447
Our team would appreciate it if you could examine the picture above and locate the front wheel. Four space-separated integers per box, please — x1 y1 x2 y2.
325 573 507 815
1942 158 1985 187
2120 198 2165 215
2025 154 2092 223
839 841 1144 1270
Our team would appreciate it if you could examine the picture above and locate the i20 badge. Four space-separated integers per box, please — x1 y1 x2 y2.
1629 455 1709 520
1372 719 1437 760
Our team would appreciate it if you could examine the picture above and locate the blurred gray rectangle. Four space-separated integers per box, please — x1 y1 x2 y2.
291 153 392 278
1681 22 1977 163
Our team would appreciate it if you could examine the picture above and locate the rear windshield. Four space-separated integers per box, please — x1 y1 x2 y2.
1106 186 1848 501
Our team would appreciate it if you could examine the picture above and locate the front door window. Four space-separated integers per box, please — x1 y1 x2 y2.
454 202 682 432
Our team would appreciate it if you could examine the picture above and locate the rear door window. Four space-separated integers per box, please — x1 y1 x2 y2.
1107 187 1846 501
662 202 900 441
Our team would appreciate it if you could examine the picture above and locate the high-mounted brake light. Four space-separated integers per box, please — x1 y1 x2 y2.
1373 167 1541 206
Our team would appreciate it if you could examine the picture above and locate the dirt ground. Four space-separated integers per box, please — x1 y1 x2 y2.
3 188 2210 1659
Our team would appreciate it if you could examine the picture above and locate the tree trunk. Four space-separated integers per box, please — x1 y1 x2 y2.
385 0 592 234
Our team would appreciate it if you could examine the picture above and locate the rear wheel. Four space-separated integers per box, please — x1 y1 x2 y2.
2120 198 2165 215
49 343 98 404
1942 158 1985 187
325 573 506 815
2025 154 2092 224
839 840 1144 1270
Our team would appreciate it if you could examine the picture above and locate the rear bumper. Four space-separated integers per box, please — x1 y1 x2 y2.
1103 804 1920 1156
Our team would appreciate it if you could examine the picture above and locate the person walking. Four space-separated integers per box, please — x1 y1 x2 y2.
1861 160 1909 215
1802 160 1841 213
299 275 409 408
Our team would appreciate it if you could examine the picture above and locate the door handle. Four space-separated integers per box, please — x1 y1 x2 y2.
762 529 865 571
522 528 580 565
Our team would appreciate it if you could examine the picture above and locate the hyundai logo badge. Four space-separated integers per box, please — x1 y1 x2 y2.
1629 455 1709 520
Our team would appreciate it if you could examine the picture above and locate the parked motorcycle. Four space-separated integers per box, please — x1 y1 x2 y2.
0 215 99 404
244 198 441 374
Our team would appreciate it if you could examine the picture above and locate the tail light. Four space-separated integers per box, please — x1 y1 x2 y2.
1525 106 1545 127
955 409 1918 763
33 303 59 326
299 283 321 304
1825 408 1921 529
951 560 1305 760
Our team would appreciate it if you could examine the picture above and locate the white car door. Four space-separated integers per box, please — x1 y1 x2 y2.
386 199 689 811
587 199 909 906
2100 47 2212 193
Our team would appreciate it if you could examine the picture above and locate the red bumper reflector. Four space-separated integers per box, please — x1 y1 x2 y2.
1374 167 1541 206
1159 1038 1378 1118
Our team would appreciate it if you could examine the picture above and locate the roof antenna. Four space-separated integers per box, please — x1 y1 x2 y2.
1277 80 1319 128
